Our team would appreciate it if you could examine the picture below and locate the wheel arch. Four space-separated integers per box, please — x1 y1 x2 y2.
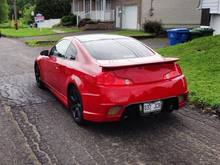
66 75 84 100
34 59 42 73
67 83 77 96
67 79 86 125
34 60 38 69
66 80 84 108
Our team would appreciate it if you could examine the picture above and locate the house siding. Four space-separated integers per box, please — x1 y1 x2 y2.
201 0 220 35
141 0 201 28
201 0 220 13
72 0 202 29
73 0 84 11
115 0 141 28
210 15 220 34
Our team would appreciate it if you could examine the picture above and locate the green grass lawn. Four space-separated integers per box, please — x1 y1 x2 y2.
0 22 28 29
109 30 151 37
1 28 55 37
157 35 220 108
0 27 80 38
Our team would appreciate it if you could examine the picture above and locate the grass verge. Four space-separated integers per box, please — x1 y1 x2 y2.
25 36 63 47
1 28 55 37
25 29 152 47
54 27 80 33
157 35 220 109
25 40 57 47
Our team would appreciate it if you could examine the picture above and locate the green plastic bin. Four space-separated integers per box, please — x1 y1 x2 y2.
190 27 214 39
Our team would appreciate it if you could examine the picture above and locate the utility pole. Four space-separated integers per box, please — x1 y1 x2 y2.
13 0 18 30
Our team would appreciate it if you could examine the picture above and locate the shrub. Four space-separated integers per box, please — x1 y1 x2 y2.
61 14 77 26
87 20 96 24
143 20 163 35
78 18 92 27
0 22 10 28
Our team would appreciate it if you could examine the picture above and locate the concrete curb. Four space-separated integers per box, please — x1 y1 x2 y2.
131 35 156 39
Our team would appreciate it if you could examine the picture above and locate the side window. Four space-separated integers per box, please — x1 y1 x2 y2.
50 40 71 58
50 46 56 55
65 43 77 60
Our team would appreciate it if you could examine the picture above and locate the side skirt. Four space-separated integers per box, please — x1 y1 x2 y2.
43 81 68 108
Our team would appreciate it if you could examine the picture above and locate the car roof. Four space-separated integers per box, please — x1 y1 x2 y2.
71 34 130 43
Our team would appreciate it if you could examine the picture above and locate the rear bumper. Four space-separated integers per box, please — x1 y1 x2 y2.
82 75 188 122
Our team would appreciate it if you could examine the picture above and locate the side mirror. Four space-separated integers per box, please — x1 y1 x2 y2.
40 50 49 56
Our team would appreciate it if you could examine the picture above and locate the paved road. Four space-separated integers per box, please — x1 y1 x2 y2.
140 38 168 49
0 37 220 165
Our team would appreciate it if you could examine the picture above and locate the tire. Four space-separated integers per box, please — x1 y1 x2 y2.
34 64 44 89
68 86 85 125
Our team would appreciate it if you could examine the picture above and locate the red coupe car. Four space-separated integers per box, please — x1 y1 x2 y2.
34 34 188 125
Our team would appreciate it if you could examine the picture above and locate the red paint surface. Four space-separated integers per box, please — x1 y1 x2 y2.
35 36 188 122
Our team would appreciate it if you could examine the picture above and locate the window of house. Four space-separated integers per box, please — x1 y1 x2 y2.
96 0 101 10
106 0 111 10
96 0 111 10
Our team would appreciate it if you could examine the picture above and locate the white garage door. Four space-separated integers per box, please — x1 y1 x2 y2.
122 5 138 29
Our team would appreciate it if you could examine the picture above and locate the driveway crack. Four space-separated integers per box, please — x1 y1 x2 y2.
1 101 59 164
2 104 41 165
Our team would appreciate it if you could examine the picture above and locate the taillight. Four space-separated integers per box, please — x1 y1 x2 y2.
175 63 182 75
96 72 133 86
163 63 182 80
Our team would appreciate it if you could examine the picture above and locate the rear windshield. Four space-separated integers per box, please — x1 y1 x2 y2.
83 38 155 60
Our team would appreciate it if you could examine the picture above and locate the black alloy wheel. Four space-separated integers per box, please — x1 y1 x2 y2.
68 87 85 125
34 64 44 89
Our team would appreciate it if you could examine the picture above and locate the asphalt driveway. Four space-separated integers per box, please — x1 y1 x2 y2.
0 37 219 165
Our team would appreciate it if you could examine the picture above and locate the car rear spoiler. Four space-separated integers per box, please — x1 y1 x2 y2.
97 57 179 68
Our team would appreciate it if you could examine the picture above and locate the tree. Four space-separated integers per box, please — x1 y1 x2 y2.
0 0 9 23
23 5 35 23
7 0 36 19
35 0 71 19
13 0 18 29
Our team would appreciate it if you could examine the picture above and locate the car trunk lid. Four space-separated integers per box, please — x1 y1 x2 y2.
98 57 181 84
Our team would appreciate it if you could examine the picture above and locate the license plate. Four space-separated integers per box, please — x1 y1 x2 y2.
141 101 162 113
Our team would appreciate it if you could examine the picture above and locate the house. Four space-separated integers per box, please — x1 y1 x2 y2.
141 0 201 28
199 0 220 35
72 0 142 29
72 0 201 29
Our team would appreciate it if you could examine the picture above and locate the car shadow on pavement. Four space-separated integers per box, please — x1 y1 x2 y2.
40 87 182 139
82 113 181 137
45 86 181 136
